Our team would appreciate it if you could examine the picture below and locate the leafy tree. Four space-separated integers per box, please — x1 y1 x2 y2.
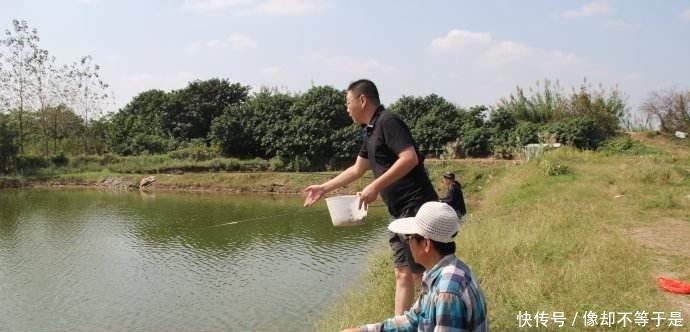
280 85 349 170
389 94 464 155
456 105 489 157
108 89 171 155
86 118 110 154
330 123 362 167
1 19 40 154
511 122 541 146
486 107 518 157
210 103 259 157
44 104 85 155
243 88 297 158
32 47 58 156
498 80 567 123
462 127 491 157
388 95 427 129
548 117 605 150
70 55 111 154
0 113 18 173
459 105 487 132
567 82 623 138
162 78 249 142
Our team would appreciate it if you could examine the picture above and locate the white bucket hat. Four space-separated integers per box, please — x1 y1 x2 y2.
388 201 459 243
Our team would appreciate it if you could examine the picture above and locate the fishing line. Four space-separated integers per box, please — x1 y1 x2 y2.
205 211 310 228
205 203 387 228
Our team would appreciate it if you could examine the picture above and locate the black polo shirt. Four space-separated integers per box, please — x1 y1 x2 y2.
358 106 438 218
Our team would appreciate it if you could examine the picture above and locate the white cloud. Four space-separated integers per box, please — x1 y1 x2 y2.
256 0 325 15
260 66 290 82
227 33 258 50
606 19 639 31
204 39 225 49
431 29 585 73
304 51 397 76
186 33 257 53
428 28 607 104
182 0 324 15
483 41 534 67
182 0 255 11
173 71 196 83
261 66 285 76
683 7 690 20
430 29 492 53
561 1 611 18
129 73 154 84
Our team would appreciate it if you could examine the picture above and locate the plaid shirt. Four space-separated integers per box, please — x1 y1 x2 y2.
359 255 488 332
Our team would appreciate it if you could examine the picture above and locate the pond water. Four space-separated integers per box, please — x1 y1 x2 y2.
0 190 389 332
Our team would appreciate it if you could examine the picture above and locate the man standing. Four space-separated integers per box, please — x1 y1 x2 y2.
303 79 438 315
440 172 467 218
341 202 488 332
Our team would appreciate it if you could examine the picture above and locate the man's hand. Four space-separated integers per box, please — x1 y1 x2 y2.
358 183 379 209
303 185 326 207
340 328 360 332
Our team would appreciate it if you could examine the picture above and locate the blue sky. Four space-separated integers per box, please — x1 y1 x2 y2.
2 0 689 119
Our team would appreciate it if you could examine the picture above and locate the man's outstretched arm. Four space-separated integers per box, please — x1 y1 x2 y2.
303 156 369 207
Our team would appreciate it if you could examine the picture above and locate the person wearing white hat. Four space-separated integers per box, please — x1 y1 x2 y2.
341 201 488 332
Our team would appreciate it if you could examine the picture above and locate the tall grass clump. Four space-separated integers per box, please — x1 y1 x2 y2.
599 135 662 156
634 160 677 186
538 159 570 176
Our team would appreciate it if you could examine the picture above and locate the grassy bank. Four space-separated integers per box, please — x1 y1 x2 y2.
2 157 508 196
315 135 690 331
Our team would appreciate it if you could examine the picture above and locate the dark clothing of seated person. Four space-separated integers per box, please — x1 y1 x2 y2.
440 172 467 217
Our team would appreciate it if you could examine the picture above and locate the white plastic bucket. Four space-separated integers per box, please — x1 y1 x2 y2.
325 195 367 226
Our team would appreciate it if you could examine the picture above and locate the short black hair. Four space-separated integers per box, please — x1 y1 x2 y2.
431 240 456 255
409 234 457 256
347 79 380 105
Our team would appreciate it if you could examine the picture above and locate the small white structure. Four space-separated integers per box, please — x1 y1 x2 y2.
675 131 687 139
523 143 561 161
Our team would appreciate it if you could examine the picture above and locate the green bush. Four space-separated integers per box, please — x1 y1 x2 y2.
538 159 570 176
511 122 541 147
644 130 660 138
224 158 242 171
117 134 171 156
16 155 49 173
50 153 69 167
462 128 491 157
241 158 270 171
599 136 661 156
269 157 286 171
548 117 605 150
100 153 122 165
168 145 218 161
69 155 103 171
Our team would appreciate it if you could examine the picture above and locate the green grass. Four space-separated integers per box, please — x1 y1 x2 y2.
314 138 690 331
6 155 507 197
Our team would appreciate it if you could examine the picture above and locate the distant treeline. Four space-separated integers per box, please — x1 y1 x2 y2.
2 76 631 174
3 19 688 175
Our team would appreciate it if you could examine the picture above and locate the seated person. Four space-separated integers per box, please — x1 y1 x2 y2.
440 172 467 218
341 201 487 332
